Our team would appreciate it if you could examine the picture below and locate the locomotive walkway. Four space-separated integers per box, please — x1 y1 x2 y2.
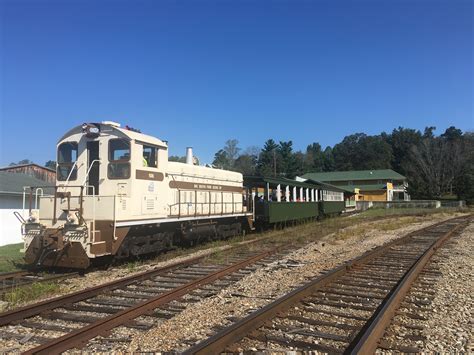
184 215 471 354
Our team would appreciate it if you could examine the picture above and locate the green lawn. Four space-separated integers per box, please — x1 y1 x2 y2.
0 243 24 273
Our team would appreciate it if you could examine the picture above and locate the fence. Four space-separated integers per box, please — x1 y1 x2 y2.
356 200 466 211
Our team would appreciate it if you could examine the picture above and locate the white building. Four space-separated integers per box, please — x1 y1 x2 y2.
0 172 53 246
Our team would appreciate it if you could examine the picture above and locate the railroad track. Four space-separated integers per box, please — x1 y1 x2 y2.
185 215 471 354
0 270 79 300
0 243 294 354
0 211 436 302
373 230 465 353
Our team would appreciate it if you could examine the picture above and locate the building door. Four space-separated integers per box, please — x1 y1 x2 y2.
87 141 100 195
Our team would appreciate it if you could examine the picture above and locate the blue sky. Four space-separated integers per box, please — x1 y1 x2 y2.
0 0 472 166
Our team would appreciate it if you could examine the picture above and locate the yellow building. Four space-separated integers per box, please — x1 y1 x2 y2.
302 169 409 202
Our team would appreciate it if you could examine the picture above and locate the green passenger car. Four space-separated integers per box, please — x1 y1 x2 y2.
319 201 346 215
265 201 319 223
244 175 348 228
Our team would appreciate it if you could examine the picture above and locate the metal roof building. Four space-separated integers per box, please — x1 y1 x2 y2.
0 164 56 184
301 169 409 202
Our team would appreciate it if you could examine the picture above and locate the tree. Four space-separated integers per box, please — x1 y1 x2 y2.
257 139 279 176
322 146 335 172
332 133 392 171
232 146 259 175
453 132 474 203
169 155 186 163
243 146 260 157
45 160 56 169
403 133 467 198
277 141 292 176
441 126 463 141
9 159 33 166
223 139 241 165
233 154 257 175
423 126 436 139
292 151 306 178
212 149 232 170
211 139 241 169
384 127 422 175
305 143 325 172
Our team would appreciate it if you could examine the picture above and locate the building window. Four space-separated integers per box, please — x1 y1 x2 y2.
108 139 130 179
142 145 157 168
57 142 78 181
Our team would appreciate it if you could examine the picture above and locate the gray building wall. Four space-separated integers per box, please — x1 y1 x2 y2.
0 194 23 209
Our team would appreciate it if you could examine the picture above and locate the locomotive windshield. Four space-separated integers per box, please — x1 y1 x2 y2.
108 139 131 179
57 142 78 181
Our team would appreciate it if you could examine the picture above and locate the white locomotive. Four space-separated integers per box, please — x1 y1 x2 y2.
22 122 252 268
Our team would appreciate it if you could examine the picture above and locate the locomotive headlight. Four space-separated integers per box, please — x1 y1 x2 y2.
28 211 38 223
66 212 79 225
82 123 101 138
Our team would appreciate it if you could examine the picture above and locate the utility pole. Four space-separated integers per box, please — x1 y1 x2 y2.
272 149 277 177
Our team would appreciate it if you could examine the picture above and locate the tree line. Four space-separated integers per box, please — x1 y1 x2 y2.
7 126 473 202
209 126 474 202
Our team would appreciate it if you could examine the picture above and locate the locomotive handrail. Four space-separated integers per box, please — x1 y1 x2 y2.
85 185 96 242
23 185 56 218
113 195 117 240
168 200 243 218
83 159 101 187
35 188 44 210
13 211 27 236
22 187 26 218
63 160 79 188
13 211 26 224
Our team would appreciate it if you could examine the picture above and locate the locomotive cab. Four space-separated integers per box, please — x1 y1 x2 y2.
23 122 170 268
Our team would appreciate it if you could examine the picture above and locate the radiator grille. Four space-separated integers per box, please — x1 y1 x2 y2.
146 198 154 210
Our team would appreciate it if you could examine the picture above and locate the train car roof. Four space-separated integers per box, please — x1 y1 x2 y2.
244 176 320 189
58 122 168 148
244 175 353 194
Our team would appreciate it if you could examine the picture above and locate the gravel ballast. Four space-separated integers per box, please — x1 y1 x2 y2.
423 220 473 352
129 213 469 352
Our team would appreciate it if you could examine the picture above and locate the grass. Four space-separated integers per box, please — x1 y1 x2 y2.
376 216 419 231
333 224 372 241
125 260 140 272
3 282 61 309
204 248 229 265
0 243 24 273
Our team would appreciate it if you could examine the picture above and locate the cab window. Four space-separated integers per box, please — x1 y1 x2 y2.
57 142 78 181
108 139 130 179
142 145 157 168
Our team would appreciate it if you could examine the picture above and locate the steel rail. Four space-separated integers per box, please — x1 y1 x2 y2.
23 248 280 355
349 218 470 354
184 215 471 355
0 236 263 326
0 253 210 326
0 270 29 281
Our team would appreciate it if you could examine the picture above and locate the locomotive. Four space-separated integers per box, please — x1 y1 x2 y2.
19 122 346 269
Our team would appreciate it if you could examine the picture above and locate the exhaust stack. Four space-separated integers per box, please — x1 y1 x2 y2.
186 147 193 165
